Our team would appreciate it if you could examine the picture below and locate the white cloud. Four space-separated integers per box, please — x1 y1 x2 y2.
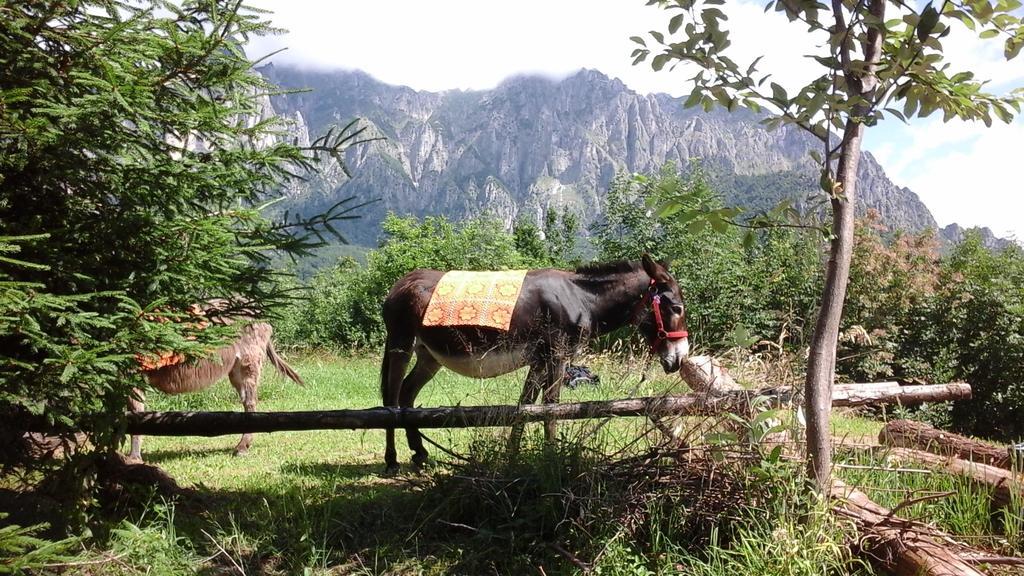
873 117 1024 240
244 0 826 96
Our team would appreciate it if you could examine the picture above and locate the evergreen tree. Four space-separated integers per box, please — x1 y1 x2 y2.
0 0 364 508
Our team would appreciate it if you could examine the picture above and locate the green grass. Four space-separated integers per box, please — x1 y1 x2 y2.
836 448 1024 557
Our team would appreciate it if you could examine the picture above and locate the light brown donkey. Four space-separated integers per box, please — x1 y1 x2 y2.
128 322 304 462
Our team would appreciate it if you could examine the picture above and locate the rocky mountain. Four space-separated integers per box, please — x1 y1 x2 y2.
938 223 1015 252
257 64 962 247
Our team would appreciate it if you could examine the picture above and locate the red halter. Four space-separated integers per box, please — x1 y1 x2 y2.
645 280 688 350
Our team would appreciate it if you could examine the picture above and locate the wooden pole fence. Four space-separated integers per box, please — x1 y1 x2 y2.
122 383 971 437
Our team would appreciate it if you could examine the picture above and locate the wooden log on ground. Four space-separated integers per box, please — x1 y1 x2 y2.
830 383 970 406
679 355 742 392
884 447 1022 508
103 383 972 438
835 381 901 394
880 419 1013 469
830 479 985 576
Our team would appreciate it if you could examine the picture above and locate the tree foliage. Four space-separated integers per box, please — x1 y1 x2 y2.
635 0 1024 157
0 0 362 504
636 0 1024 489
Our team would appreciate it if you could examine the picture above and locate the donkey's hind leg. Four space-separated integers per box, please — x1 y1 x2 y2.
541 357 570 442
382 332 415 475
400 346 441 469
229 354 263 456
507 363 546 460
127 387 146 462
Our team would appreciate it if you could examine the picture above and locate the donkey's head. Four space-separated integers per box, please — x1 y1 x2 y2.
639 254 690 373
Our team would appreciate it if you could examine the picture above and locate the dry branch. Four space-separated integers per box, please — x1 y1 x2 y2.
106 383 972 437
830 479 985 576
880 419 1013 469
884 447 1023 508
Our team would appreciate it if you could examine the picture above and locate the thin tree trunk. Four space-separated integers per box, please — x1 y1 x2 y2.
804 122 862 489
805 0 886 491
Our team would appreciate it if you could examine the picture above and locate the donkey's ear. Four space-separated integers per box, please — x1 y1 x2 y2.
641 253 668 281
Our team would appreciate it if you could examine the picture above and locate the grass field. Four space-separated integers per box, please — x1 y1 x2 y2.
27 352 1022 574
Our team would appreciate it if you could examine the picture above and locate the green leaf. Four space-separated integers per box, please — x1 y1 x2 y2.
917 4 940 41
656 200 684 217
884 107 907 122
770 82 788 103
742 229 755 250
746 55 764 76
669 13 685 35
684 88 703 108
687 219 708 233
1006 36 1023 59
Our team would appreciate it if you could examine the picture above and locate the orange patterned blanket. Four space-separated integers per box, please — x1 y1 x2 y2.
422 270 528 330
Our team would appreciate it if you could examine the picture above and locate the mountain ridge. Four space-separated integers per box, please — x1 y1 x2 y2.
257 64 1006 250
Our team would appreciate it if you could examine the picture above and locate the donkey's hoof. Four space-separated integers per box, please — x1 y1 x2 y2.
125 454 143 465
232 448 250 457
382 463 400 477
411 453 431 471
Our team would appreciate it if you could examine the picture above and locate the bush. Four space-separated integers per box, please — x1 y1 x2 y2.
922 234 1024 439
840 227 1024 440
837 213 940 382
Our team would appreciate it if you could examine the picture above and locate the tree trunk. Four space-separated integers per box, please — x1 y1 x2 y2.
805 0 887 491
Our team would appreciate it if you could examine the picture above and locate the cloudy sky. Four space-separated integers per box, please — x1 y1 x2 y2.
245 0 1024 240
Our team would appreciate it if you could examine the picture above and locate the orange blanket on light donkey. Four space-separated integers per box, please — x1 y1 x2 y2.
422 270 528 330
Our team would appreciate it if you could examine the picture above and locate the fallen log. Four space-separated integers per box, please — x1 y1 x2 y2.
108 383 971 438
884 447 1023 508
678 355 742 392
831 479 985 576
880 419 1013 469
830 382 970 407
677 356 901 397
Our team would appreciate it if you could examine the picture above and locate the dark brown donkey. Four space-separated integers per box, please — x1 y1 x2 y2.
379 254 689 474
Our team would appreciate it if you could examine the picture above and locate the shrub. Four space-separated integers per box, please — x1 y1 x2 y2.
837 213 941 382
925 234 1024 439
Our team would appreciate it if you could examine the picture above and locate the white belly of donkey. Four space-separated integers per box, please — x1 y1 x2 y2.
424 344 528 379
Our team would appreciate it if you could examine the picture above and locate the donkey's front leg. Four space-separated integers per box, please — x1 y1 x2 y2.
127 387 146 463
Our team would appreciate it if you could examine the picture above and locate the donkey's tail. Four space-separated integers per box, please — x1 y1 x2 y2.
266 340 305 386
